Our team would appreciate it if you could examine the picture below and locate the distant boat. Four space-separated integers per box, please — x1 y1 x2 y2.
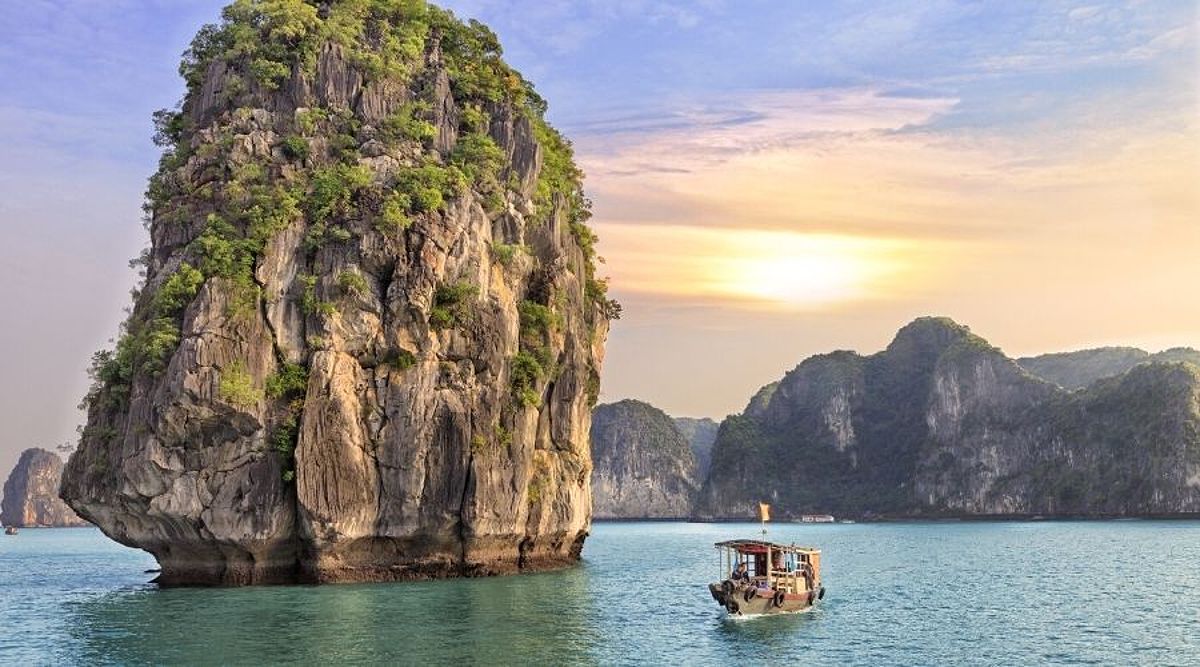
4 526 17 536
800 514 835 523
839 519 856 524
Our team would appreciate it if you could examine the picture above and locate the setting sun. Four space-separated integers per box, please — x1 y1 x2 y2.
597 223 941 310
712 232 909 308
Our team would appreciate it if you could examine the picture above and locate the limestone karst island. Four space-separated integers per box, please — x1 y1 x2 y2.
1 1 1197 664
61 1 612 587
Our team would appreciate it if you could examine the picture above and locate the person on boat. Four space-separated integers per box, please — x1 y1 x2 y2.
731 561 750 583
800 561 814 589
772 552 789 572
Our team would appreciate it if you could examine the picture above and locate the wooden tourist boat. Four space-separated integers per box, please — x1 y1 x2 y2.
708 539 825 616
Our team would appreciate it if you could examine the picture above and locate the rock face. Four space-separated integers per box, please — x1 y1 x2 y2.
61 2 613 585
673 416 719 480
1018 347 1200 390
590 401 700 518
2 449 87 528
695 317 1200 519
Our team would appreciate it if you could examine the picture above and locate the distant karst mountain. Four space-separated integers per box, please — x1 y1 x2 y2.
673 416 720 480
2 449 87 528
694 317 1200 520
590 400 704 518
1018 347 1200 390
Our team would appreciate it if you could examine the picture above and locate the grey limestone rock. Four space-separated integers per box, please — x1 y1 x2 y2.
2 449 87 528
62 3 611 585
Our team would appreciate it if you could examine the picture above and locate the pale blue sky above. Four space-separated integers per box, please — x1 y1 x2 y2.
0 1 1196 476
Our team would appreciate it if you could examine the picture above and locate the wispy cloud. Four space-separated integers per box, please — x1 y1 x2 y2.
577 88 960 169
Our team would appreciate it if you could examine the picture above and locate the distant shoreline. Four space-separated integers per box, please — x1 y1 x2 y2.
596 513 1200 524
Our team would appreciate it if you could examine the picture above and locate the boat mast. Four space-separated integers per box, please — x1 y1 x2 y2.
758 502 770 540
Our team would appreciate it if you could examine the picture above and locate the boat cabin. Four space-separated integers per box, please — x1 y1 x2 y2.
715 539 821 596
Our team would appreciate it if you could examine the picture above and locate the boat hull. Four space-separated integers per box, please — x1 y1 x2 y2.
708 582 822 616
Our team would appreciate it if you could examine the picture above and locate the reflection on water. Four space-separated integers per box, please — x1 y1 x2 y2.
4 521 1200 665
64 566 597 664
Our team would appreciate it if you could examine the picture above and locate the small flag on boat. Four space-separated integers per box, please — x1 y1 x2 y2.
758 502 771 522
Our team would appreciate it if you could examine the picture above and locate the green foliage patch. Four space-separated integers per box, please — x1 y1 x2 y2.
510 350 544 408
379 101 437 144
337 269 370 297
266 362 308 399
307 164 372 224
219 360 263 407
281 134 310 161
394 162 466 214
299 274 337 317
429 280 478 329
384 348 417 370
377 191 413 233
490 242 523 267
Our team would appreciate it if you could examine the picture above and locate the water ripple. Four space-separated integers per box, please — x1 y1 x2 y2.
1 521 1198 665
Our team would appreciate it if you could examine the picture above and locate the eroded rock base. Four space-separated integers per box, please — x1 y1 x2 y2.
149 533 587 586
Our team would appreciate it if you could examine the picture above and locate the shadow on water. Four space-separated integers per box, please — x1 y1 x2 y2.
62 566 597 665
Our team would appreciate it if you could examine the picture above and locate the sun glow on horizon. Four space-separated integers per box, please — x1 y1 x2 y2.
712 232 911 307
596 223 945 310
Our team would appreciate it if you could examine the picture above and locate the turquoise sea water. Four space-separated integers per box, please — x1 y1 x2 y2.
1 521 1198 665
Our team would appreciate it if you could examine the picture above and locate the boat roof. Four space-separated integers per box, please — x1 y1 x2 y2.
714 539 820 555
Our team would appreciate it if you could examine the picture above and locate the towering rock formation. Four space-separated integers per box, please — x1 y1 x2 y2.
590 400 700 518
2 449 87 528
674 416 719 480
61 1 613 585
695 317 1200 519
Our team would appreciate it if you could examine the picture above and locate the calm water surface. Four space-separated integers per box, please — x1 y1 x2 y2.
1 521 1198 665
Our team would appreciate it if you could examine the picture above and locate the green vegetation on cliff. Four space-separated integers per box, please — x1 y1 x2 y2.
85 0 612 427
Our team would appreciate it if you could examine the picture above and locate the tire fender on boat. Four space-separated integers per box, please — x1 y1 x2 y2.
818 586 826 600
772 591 785 608
721 580 735 595
726 599 740 614
743 588 756 603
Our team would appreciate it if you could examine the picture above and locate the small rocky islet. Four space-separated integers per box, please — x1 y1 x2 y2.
1 448 88 528
60 0 614 585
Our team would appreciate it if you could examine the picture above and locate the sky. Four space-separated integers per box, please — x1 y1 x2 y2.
0 1 1197 476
